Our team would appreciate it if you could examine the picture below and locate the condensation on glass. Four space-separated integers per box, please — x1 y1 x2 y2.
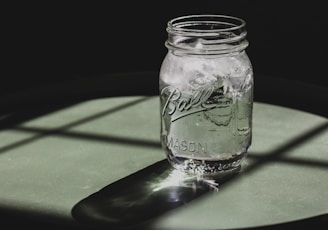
159 15 254 176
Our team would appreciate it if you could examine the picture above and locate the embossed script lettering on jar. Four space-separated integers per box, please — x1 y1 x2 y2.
159 15 254 175
161 85 230 122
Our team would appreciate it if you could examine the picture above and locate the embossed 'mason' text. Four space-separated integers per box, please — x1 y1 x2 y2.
168 137 207 154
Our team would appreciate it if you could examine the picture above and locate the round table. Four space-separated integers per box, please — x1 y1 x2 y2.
0 89 327 229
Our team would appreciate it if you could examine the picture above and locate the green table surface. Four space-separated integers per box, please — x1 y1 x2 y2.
0 96 327 229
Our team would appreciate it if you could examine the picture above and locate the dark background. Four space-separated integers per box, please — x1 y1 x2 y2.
3 0 328 96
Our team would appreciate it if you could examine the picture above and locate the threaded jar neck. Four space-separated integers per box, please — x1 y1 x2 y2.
166 14 248 55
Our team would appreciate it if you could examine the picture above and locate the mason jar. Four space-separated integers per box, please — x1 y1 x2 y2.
159 15 254 176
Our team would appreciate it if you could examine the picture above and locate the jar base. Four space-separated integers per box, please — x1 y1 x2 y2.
166 151 247 177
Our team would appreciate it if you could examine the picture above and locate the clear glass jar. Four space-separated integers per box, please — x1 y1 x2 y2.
159 15 254 176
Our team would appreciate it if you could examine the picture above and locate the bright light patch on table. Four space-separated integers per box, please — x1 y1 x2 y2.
151 169 219 192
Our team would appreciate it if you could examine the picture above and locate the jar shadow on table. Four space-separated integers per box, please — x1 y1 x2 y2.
71 159 240 229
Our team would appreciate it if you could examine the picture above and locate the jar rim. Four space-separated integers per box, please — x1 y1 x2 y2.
167 14 246 35
165 14 248 55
